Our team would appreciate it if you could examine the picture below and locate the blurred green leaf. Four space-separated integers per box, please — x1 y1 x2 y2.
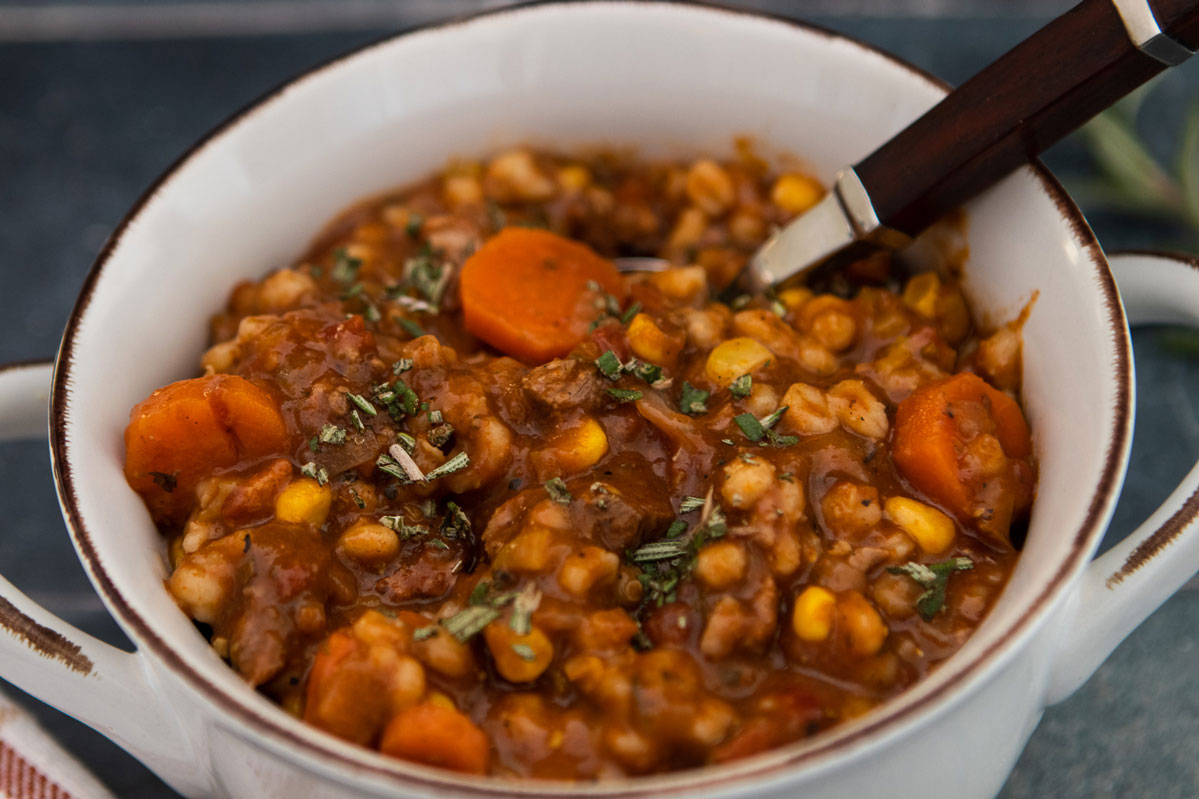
1179 104 1199 229
1080 112 1183 216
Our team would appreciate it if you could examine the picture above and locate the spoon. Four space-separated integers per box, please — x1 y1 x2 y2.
616 0 1198 288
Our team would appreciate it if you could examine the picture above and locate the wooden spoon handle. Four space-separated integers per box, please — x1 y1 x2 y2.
854 0 1199 237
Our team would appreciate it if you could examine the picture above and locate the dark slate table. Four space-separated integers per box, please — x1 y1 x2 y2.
1 5 1197 797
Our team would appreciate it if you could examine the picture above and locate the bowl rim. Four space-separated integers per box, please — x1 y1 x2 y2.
47 1 1133 794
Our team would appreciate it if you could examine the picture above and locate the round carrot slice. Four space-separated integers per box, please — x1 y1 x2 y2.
458 227 627 363
124 374 288 523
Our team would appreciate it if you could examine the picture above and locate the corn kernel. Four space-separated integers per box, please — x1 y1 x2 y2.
771 174 824 215
704 336 773 386
540 416 608 476
884 497 956 554
627 313 682 366
427 691 456 710
902 272 941 319
274 478 332 526
792 586 836 642
484 623 554 683
557 164 591 192
779 287 813 311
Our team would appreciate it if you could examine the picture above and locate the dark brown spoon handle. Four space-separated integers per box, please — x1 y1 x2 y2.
854 0 1199 237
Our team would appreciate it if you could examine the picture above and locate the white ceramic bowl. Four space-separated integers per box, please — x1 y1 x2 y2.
2 4 1198 798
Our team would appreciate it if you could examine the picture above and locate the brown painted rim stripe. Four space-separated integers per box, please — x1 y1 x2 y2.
1105 248 1199 587
0 596 93 676
46 1 1134 795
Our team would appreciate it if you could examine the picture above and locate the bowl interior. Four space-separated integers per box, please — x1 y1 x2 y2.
54 2 1129 792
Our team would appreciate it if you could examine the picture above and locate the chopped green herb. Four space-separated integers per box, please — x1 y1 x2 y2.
440 605 502 643
629 539 690 562
760 406 788 430
363 303 382 324
508 585 542 636
665 519 688 538
766 431 800 447
887 557 974 621
403 253 450 307
679 382 709 415
340 282 364 300
348 487 366 509
734 412 766 442
619 302 643 325
625 359 665 386
595 350 623 380
395 432 416 453
429 539 450 550
398 318 427 338
511 643 537 662
721 438 735 446
428 423 455 449
428 409 444 425
425 451 471 480
392 358 414 374
605 387 643 403
405 213 423 238
730 294 752 310
729 374 752 399
330 248 362 284
770 299 788 318
300 462 329 486
412 626 438 641
679 496 706 513
469 580 491 606
308 436 320 452
441 501 471 541
319 424 346 445
380 515 430 539
545 477 573 505
348 410 365 432
394 382 420 416
149 471 177 493
346 392 377 416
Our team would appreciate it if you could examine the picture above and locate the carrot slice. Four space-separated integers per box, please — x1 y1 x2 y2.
893 373 1033 542
124 374 288 524
380 703 490 774
459 227 627 363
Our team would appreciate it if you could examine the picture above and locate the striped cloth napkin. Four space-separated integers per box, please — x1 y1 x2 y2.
0 689 115 799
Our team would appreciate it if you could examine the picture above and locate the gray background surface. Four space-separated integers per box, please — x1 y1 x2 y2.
1 1 1198 797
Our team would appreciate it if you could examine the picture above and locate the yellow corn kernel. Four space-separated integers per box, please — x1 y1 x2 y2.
778 287 813 311
649 266 708 301
484 623 554 683
792 586 836 642
274 478 332 526
902 272 941 319
705 336 773 386
427 690 456 710
544 416 609 476
337 521 400 566
884 496 956 554
557 164 591 192
627 313 681 366
771 174 824 215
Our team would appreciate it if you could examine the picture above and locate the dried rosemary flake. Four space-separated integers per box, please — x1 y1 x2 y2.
319 424 346 445
330 248 362 284
425 451 470 480
594 350 623 380
545 477 572 505
605 388 643 403
629 540 689 562
398 318 427 338
679 381 709 415
619 301 643 325
392 358 414 374
412 626 438 641
395 432 417 453
440 605 502 643
728 374 752 399
347 392 377 416
300 462 329 486
679 496 706 513
349 410 365 432
508 585 542 636
734 412 766 442
511 643 537 662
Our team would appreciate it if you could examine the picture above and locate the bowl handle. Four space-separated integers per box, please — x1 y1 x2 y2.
0 361 197 788
1047 251 1199 703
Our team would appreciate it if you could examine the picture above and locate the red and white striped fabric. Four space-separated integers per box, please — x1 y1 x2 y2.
0 690 115 799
